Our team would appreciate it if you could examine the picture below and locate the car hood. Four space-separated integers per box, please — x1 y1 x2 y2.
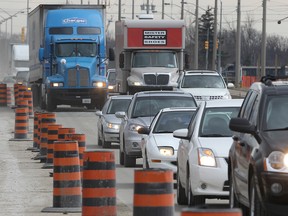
152 134 180 150
104 114 122 124
181 88 229 96
261 131 288 153
130 116 153 127
198 137 233 158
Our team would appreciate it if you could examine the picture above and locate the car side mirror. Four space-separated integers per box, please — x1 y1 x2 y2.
138 127 150 135
229 118 256 134
109 48 115 61
173 128 189 140
115 111 126 119
227 83 235 89
95 110 103 116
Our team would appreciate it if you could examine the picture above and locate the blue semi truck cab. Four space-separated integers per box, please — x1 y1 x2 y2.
28 5 113 111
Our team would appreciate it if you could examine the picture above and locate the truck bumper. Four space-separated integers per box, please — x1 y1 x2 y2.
48 88 107 108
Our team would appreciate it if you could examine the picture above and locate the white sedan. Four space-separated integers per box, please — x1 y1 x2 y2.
138 107 197 177
173 99 243 206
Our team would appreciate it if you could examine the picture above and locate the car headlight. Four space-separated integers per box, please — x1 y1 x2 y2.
51 82 64 87
108 85 114 90
265 151 288 171
198 148 216 167
105 122 119 130
93 82 107 88
128 124 143 132
158 146 174 156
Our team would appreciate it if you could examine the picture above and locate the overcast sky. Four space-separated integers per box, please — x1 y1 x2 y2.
1 0 288 38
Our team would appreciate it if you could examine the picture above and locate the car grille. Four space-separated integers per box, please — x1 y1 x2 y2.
67 68 89 87
194 95 224 100
144 74 169 85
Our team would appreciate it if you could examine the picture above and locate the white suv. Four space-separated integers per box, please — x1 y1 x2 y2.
176 70 234 103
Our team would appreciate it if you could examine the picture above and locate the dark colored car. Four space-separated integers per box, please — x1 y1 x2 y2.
228 76 288 216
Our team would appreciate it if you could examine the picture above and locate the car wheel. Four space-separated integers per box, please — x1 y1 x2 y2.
124 151 136 167
177 166 188 205
187 170 205 206
97 133 102 146
103 140 111 149
250 175 267 216
119 148 124 165
144 151 149 169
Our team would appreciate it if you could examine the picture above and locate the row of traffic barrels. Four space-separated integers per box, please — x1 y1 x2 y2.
25 110 242 216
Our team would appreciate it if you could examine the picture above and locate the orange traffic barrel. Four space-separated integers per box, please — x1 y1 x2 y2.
23 90 33 117
64 133 86 177
16 85 27 106
181 208 242 216
42 124 62 169
6 87 12 106
38 112 56 162
0 83 7 106
14 107 29 139
13 83 22 106
133 169 174 216
58 128 76 140
42 140 81 213
82 150 116 216
27 111 41 151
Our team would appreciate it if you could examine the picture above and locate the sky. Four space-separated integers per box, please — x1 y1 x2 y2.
1 0 288 38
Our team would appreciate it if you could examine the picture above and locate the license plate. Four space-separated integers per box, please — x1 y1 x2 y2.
82 98 91 104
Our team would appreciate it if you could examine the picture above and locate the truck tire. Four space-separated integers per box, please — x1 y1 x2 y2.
46 93 56 112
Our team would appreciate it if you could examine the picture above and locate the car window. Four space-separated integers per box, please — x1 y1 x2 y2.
264 95 288 130
239 90 252 118
107 99 131 114
181 75 225 88
131 96 196 118
242 92 257 120
200 107 240 137
153 110 195 133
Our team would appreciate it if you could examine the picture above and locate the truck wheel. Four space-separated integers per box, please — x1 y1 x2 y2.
46 93 56 112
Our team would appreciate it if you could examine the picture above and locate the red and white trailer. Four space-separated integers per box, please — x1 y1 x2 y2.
115 19 187 94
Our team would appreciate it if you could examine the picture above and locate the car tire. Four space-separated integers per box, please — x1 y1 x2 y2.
177 166 188 205
119 149 124 165
144 151 149 169
250 175 268 216
97 133 102 146
124 151 136 167
103 141 111 148
187 170 205 206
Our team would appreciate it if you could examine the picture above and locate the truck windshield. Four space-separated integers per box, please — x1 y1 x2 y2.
55 42 97 57
132 52 177 68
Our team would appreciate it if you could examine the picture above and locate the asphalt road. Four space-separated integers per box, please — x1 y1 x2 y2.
0 87 247 215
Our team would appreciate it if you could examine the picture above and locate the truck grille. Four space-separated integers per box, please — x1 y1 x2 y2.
67 68 89 87
144 74 169 85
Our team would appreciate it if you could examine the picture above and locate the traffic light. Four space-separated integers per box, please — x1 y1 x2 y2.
216 39 219 49
21 27 25 43
204 40 209 50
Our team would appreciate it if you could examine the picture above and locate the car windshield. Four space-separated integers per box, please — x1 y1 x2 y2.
200 107 240 137
132 51 177 68
153 110 196 133
55 42 97 57
182 75 225 88
132 96 196 118
265 96 288 131
106 99 131 114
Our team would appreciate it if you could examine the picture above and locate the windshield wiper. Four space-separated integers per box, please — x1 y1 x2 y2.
264 127 288 131
201 134 228 137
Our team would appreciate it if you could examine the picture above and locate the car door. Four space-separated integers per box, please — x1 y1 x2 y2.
232 90 259 201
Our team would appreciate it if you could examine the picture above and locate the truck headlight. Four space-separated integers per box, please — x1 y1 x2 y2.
93 82 107 88
132 81 141 86
265 151 288 171
198 148 216 167
51 82 64 87
158 147 174 156
108 85 114 90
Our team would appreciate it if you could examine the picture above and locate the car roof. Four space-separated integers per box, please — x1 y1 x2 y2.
184 70 219 75
159 107 198 113
134 90 194 97
203 99 243 108
109 95 133 100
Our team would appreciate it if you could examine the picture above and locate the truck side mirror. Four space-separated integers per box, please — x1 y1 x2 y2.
109 48 115 61
38 47 44 62
119 53 124 69
184 53 190 70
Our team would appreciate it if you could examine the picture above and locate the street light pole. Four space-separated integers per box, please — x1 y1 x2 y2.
212 0 218 71
235 0 241 88
194 0 199 69
261 0 267 77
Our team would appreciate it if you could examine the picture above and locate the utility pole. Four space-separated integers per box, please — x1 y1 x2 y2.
132 0 135 19
147 0 149 14
26 0 29 44
118 0 121 21
235 0 241 88
212 0 218 71
261 0 267 77
218 1 222 74
162 0 164 19
180 1 184 19
194 0 199 69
